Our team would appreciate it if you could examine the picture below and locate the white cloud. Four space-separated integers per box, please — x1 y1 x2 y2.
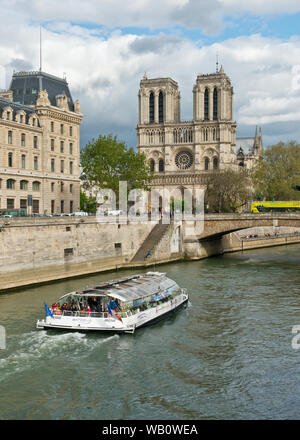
220 0 300 15
1 9 300 147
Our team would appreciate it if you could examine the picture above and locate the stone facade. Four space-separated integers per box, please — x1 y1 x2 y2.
0 70 83 214
136 68 263 196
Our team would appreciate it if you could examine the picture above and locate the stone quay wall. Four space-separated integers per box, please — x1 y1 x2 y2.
0 217 156 290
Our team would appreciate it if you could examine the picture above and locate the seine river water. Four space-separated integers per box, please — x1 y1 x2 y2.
1 244 300 420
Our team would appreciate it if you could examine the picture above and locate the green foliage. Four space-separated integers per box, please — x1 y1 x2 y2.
252 141 300 201
80 189 96 214
80 134 153 196
205 168 253 213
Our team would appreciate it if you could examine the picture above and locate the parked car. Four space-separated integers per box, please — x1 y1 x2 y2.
73 211 88 216
106 210 124 216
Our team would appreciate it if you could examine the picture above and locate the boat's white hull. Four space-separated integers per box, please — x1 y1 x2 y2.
36 292 188 334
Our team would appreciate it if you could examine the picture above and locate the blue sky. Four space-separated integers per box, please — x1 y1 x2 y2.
1 0 300 149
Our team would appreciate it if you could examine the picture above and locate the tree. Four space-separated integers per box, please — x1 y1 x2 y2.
205 168 254 213
80 189 97 214
252 141 300 201
80 134 153 198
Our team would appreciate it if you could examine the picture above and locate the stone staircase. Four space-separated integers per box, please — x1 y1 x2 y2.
131 221 171 263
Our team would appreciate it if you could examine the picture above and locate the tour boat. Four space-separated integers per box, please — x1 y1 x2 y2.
36 272 189 334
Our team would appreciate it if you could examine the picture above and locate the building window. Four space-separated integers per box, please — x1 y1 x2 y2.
61 200 64 213
51 139 55 151
70 184 73 193
21 133 26 147
51 200 55 214
60 124 64 135
7 179 15 189
150 159 155 172
8 130 12 145
69 126 73 136
69 143 73 154
213 157 218 169
51 182 55 192
20 114 24 124
20 180 28 190
7 199 14 209
70 201 73 213
32 181 41 191
159 159 164 172
20 199 27 209
60 160 64 173
204 157 209 170
69 161 73 175
159 91 164 123
21 154 26 169
64 248 73 257
51 121 54 132
60 141 64 153
60 182 64 192
34 156 38 170
8 152 13 167
204 88 209 121
213 88 218 121
33 136 38 148
149 92 154 123
51 159 55 172
32 199 39 214
114 243 122 249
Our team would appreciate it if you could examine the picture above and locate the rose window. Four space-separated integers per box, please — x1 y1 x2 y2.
175 150 193 170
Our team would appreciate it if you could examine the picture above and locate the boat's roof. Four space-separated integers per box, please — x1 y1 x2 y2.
60 272 178 302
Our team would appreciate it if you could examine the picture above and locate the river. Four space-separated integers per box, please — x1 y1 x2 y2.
1 244 300 420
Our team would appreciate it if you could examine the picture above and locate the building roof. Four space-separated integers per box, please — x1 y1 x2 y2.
0 97 39 125
62 272 178 302
9 70 74 111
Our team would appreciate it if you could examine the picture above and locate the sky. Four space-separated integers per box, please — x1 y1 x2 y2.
1 0 300 149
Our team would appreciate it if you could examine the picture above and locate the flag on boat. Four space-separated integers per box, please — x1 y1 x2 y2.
44 302 53 317
108 300 123 322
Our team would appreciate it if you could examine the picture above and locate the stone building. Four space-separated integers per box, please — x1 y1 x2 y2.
136 67 262 197
0 70 82 214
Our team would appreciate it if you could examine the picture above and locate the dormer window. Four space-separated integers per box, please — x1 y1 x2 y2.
3 107 13 121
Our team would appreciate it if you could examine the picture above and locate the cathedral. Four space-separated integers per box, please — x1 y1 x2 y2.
136 66 263 195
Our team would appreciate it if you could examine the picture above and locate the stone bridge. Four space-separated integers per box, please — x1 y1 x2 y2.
183 213 300 259
189 213 300 240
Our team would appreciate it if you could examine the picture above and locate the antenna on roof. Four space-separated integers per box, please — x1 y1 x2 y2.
39 25 42 72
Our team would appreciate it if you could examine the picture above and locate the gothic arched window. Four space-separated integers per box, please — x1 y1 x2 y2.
204 88 209 121
213 88 218 121
204 157 209 170
150 159 155 172
213 157 218 169
159 91 164 123
159 159 164 172
149 92 154 123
